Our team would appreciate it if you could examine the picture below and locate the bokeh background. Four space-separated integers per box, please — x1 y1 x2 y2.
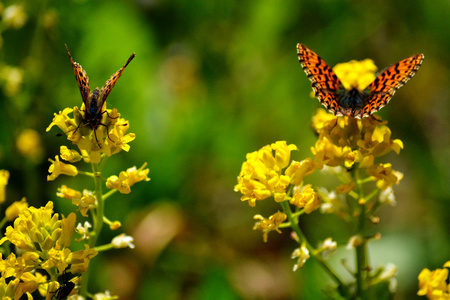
0 0 449 299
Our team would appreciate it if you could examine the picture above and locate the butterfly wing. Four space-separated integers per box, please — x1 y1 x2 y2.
297 44 344 115
99 53 136 103
359 53 424 118
65 44 90 104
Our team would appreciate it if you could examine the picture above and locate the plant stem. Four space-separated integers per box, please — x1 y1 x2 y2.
280 200 350 297
354 168 368 298
80 162 105 296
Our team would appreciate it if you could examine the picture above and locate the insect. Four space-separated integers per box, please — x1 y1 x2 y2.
65 44 135 143
296 44 424 118
51 270 78 300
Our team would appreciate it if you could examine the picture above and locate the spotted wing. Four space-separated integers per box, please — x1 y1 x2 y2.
65 44 90 104
99 53 136 103
358 53 424 118
297 44 344 115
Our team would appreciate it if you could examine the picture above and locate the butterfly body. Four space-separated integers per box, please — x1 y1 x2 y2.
65 44 135 139
297 44 424 118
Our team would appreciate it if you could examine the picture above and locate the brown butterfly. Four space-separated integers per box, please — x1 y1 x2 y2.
65 44 135 142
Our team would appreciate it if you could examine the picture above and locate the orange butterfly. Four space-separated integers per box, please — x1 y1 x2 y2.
297 44 424 118
65 45 135 140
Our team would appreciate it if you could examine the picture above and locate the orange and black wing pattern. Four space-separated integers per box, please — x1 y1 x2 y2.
360 54 424 118
65 44 90 104
99 53 136 103
297 44 343 115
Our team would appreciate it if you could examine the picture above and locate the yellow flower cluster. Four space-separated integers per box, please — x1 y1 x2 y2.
0 201 97 298
106 163 150 194
46 103 135 164
234 141 318 207
311 109 403 170
418 261 450 299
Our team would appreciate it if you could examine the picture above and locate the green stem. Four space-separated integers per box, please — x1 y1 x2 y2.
354 168 368 298
94 243 114 253
79 162 105 296
280 201 350 297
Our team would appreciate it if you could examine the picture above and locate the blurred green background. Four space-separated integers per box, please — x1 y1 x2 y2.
0 0 449 299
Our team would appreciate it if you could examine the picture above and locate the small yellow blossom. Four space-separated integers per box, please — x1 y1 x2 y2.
0 169 9 203
366 163 403 190
342 147 363 168
67 244 98 273
57 185 82 200
5 198 28 221
106 164 150 194
0 277 20 300
71 190 96 217
42 248 72 274
290 185 321 214
291 245 310 271
336 182 356 194
311 137 344 167
16 129 44 162
47 156 78 181
418 261 450 299
285 158 318 186
333 58 377 91
60 146 82 163
253 211 287 242
109 221 121 230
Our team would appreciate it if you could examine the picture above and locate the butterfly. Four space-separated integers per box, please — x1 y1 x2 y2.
296 44 424 118
65 44 135 141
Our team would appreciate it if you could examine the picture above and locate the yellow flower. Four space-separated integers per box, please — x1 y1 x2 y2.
47 156 78 181
311 137 344 167
333 58 377 91
47 104 135 161
71 190 96 217
5 198 28 221
56 185 82 200
418 261 450 299
285 158 318 186
109 221 121 230
106 163 150 194
67 244 98 273
2 202 76 267
342 147 363 168
0 169 9 204
0 277 20 300
358 125 403 157
46 108 76 136
253 211 287 242
60 146 82 163
366 163 403 190
289 185 321 214
16 129 44 162
235 142 298 207
42 248 72 274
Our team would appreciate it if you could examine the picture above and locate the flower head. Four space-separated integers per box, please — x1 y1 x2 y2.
235 141 300 207
418 261 450 299
253 211 287 242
